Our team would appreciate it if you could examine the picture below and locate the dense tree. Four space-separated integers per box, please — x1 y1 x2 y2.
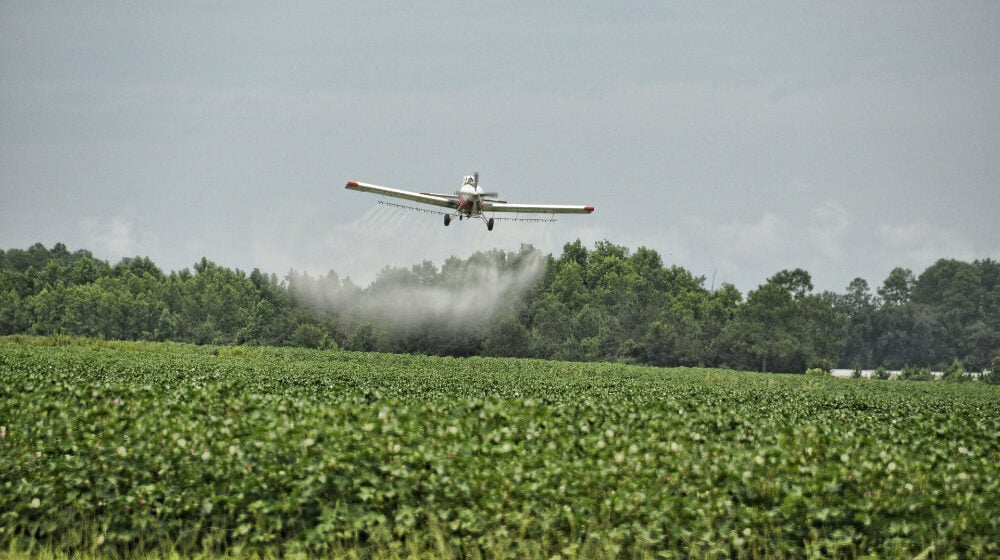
907 259 1000 369
2 242 997 375
879 267 915 307
835 278 879 367
719 269 844 373
482 302 533 358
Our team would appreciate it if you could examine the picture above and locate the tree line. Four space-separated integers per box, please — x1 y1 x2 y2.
2 241 998 377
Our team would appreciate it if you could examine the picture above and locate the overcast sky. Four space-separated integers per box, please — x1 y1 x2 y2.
2 2 998 294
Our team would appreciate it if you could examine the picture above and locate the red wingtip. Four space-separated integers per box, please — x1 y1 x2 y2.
585 205 595 213
346 181 359 187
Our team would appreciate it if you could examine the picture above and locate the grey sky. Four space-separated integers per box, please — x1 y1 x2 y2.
2 2 998 294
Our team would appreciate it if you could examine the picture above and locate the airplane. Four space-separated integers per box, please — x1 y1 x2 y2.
345 172 595 231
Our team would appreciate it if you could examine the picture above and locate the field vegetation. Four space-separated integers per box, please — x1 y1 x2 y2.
2 336 998 558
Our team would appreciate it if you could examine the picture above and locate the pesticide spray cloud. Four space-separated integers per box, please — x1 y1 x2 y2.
291 245 548 337
254 191 563 345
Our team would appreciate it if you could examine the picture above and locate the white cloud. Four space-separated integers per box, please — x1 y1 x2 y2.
709 212 789 257
78 216 163 265
653 212 797 291
80 216 135 259
808 200 850 260
878 223 976 265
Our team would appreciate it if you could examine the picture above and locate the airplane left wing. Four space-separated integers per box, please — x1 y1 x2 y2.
484 202 596 214
345 181 456 210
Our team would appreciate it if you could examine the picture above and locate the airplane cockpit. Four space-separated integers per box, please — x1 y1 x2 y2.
463 176 476 186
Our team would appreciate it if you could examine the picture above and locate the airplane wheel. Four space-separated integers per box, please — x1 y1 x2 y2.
444 215 451 226
487 218 495 231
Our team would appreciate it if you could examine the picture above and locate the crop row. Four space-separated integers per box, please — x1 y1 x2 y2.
1 339 998 558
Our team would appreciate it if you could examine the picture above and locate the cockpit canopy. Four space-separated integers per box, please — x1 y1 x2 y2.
463 175 475 186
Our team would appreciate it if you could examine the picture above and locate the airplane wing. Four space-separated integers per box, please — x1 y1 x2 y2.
484 201 595 214
345 181 456 210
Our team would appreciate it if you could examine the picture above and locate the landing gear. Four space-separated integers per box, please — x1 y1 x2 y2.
445 214 494 230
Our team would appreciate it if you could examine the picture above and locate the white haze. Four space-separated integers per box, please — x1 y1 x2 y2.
291 247 547 333
4 4 998 295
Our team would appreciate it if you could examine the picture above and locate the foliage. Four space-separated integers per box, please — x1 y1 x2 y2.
718 269 843 373
899 364 933 382
288 323 330 350
942 358 968 383
1 338 998 558
3 244 1000 374
984 356 1000 385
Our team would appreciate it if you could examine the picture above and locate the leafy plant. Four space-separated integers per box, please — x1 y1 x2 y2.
1 337 998 558
984 356 1000 385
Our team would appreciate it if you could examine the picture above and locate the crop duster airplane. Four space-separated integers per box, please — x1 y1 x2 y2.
345 172 595 231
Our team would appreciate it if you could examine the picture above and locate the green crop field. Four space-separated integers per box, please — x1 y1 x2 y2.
1 336 998 559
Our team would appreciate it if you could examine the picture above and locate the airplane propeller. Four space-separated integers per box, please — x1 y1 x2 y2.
472 172 500 198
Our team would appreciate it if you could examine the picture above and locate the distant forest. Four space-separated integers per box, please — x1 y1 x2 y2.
2 241 999 375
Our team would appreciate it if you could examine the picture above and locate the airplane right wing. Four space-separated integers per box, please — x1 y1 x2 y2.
345 181 457 210
484 201 596 214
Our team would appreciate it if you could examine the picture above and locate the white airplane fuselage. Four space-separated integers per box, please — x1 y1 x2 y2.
456 184 485 216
